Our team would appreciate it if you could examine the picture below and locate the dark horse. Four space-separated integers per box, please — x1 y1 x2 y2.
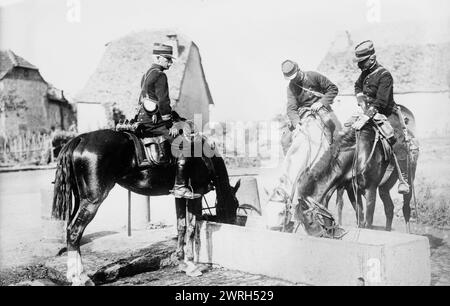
51 129 240 285
334 106 419 233
296 108 418 234
296 122 391 234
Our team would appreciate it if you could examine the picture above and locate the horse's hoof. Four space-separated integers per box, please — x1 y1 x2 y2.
71 274 95 286
186 267 202 277
184 261 203 277
178 262 188 272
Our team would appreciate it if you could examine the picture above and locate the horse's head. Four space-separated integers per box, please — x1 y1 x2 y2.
230 179 241 208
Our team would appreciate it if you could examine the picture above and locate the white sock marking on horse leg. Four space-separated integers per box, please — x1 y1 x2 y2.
67 251 84 285
67 251 78 282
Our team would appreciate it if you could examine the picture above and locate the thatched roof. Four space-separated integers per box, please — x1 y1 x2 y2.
0 49 38 80
317 22 450 95
75 30 213 117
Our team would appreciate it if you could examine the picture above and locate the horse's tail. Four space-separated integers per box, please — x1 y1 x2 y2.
51 136 81 223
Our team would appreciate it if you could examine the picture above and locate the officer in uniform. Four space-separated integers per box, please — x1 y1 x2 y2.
281 59 341 150
135 43 200 199
269 60 341 207
351 40 410 194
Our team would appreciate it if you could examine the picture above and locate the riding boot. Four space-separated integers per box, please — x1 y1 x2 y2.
137 144 151 169
137 159 151 169
171 156 201 199
397 159 410 195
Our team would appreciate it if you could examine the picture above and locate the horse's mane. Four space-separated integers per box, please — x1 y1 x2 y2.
298 127 356 196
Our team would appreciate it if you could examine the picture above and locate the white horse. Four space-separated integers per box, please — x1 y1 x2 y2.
265 109 338 233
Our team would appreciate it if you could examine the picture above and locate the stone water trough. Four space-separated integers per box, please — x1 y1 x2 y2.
196 222 431 286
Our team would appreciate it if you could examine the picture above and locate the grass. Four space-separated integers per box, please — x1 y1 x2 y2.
404 136 450 228
413 176 450 228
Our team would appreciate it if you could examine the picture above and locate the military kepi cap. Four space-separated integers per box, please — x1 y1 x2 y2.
153 43 175 59
353 40 375 63
282 60 299 80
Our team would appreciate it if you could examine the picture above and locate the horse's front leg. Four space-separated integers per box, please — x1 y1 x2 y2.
363 187 378 229
336 187 345 226
344 184 364 227
175 198 187 260
184 197 203 277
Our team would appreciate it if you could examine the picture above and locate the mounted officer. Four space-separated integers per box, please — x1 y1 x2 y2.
266 60 343 229
134 43 200 199
351 40 410 194
281 59 341 150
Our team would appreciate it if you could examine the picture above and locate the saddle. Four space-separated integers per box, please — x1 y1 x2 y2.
297 107 336 144
120 130 174 168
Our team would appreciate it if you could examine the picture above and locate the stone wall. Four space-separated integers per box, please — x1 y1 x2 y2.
0 69 48 136
0 68 76 136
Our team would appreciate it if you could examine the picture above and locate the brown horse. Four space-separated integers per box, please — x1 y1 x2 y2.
335 106 419 232
296 110 418 233
296 122 390 232
52 129 240 285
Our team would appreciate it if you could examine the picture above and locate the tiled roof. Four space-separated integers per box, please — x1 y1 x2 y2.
0 49 38 80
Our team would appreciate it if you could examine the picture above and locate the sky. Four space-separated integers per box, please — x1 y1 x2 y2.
0 0 449 121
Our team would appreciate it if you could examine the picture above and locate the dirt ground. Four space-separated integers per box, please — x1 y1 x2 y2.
1 137 449 286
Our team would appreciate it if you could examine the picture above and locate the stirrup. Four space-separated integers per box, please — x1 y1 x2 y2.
137 160 152 169
398 182 410 195
170 186 201 199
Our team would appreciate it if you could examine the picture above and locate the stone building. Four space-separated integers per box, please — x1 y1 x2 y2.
75 30 214 133
0 49 76 137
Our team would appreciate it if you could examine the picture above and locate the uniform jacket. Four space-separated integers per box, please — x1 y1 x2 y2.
287 71 338 127
354 63 395 116
140 64 172 116
136 64 173 136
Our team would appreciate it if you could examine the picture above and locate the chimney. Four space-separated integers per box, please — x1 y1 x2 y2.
166 33 179 58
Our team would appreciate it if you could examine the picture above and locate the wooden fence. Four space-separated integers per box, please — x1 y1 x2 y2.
0 132 54 166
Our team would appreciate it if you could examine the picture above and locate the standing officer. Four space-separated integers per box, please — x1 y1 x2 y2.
352 40 410 194
135 43 200 199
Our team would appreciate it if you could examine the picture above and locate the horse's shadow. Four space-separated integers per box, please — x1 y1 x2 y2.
80 231 119 246
57 231 119 256
422 234 445 250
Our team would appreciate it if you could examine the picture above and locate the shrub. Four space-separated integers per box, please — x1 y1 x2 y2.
51 130 77 158
413 178 450 228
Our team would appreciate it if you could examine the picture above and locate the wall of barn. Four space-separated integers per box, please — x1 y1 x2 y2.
176 45 210 126
332 92 450 138
76 102 109 133
47 100 77 130
0 68 48 136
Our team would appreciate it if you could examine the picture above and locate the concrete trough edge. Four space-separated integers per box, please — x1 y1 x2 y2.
197 222 431 286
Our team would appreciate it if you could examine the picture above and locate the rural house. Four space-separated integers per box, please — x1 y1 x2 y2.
317 22 450 138
0 49 76 137
75 30 214 133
